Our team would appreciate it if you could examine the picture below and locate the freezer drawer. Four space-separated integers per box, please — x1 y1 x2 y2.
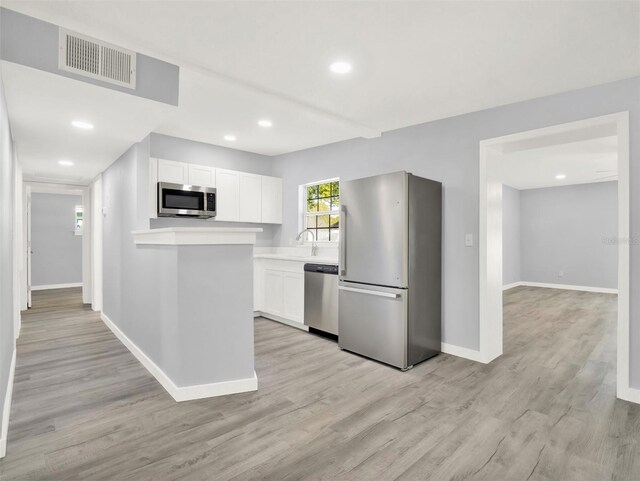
338 281 408 369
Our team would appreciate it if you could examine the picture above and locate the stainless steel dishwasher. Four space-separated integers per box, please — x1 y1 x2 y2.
304 264 339 336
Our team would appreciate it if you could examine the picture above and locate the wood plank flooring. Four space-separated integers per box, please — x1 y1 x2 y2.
1 286 639 480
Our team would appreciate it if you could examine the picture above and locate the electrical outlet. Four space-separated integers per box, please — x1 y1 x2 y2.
465 234 473 247
559 270 564 277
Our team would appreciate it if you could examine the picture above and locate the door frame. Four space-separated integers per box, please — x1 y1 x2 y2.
23 182 92 305
90 175 103 312
478 112 632 402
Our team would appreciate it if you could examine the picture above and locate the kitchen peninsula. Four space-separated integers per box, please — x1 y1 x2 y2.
103 227 262 402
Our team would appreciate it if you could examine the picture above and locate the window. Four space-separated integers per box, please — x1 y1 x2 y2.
304 180 340 242
75 206 83 236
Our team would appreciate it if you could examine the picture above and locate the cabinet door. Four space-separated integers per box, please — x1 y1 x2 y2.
239 173 262 223
261 176 283 224
188 164 216 188
158 159 188 184
263 270 284 316
283 272 304 323
215 169 240 221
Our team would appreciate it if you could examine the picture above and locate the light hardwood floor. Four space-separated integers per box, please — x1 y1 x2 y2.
1 286 639 480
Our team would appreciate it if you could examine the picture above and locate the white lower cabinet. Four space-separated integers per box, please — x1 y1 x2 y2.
263 269 285 316
282 272 304 323
254 259 306 329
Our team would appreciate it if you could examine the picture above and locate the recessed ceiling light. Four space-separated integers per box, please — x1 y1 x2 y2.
71 120 94 130
555 174 566 180
329 61 352 74
58 160 74 166
224 134 237 142
257 119 273 128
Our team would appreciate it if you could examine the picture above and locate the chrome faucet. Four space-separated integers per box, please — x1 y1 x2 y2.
296 229 318 256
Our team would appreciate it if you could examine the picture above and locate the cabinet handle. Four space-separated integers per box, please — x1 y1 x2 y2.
339 205 347 277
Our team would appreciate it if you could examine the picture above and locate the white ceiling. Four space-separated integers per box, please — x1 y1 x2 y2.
500 135 618 190
1 1 638 184
1 61 176 184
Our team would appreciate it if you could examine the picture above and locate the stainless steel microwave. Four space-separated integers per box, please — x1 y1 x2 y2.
158 182 216 218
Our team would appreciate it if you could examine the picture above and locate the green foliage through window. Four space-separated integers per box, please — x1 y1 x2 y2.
304 180 339 242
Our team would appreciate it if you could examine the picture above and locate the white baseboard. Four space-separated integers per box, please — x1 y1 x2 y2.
100 312 258 402
31 282 82 291
441 342 488 363
0 348 16 458
503 281 617 294
618 386 640 404
502 282 523 291
257 312 309 331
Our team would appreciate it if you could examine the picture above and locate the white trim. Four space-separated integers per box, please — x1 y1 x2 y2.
31 282 82 291
441 342 488 363
100 313 257 402
132 227 262 245
503 281 617 294
25 182 92 305
90 176 103 312
257 312 309 331
618 386 640 404
0 349 16 458
479 112 632 402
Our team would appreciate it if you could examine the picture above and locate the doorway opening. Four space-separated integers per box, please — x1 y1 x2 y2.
23 183 93 309
479 112 631 402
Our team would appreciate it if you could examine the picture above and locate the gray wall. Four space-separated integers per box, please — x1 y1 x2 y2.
502 185 521 286
0 8 179 106
150 133 280 246
31 193 82 287
0 72 16 447
520 181 618 289
102 136 255 386
271 77 640 378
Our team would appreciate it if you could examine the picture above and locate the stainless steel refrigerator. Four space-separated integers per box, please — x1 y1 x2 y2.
338 171 442 370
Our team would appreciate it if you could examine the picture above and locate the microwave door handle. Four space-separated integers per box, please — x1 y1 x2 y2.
340 205 347 277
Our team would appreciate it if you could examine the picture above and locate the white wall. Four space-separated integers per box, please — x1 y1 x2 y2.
520 181 618 289
30 193 83 287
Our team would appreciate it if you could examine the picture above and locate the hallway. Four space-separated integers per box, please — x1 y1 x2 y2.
1 287 639 480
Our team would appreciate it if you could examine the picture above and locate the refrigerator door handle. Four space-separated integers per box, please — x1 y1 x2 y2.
339 205 347 276
339 286 399 299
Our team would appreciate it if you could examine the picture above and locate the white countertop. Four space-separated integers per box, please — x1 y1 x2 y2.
253 253 338 264
132 227 263 245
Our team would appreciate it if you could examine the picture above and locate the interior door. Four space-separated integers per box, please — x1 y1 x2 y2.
340 171 408 287
338 281 408 368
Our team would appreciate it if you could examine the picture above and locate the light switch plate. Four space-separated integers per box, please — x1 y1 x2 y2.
465 234 473 247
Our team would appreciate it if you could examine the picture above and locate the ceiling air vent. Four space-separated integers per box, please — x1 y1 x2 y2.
58 29 136 89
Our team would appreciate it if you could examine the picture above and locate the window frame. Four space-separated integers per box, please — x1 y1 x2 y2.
299 178 340 244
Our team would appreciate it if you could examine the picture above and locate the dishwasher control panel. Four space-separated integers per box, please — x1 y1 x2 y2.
303 264 338 275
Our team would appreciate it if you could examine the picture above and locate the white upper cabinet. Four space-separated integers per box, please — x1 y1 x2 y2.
150 158 282 224
239 173 262 223
157 159 189 184
261 176 283 224
188 164 216 188
215 169 240 222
